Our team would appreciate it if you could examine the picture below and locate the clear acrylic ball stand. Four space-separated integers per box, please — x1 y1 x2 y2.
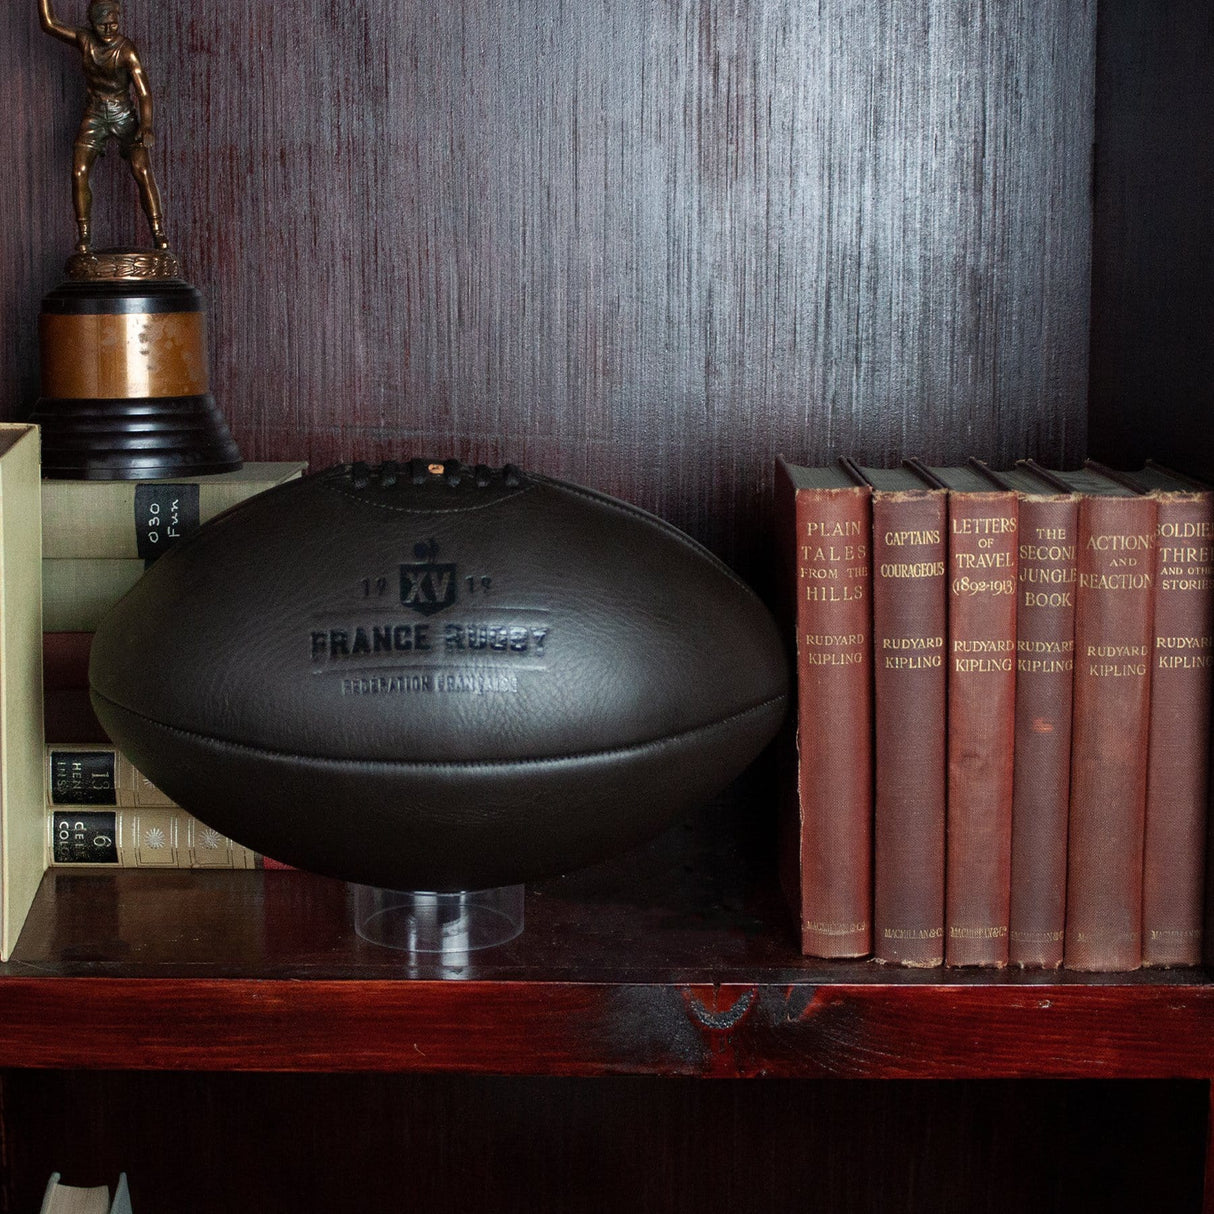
353 884 525 957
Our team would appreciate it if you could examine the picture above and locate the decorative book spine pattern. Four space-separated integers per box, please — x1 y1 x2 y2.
1008 494 1078 968
48 744 175 808
945 490 1019 967
1142 491 1214 966
871 490 948 966
1064 493 1158 972
49 805 260 869
792 484 872 957
46 745 259 868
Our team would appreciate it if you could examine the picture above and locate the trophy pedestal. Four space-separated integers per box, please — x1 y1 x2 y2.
30 250 242 481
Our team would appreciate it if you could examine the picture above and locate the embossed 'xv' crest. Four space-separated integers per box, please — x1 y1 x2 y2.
400 541 457 616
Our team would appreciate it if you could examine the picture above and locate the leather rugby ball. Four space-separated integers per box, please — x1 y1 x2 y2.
89 459 789 891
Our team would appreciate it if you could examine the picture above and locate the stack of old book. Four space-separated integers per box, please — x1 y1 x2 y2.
42 463 306 740
0 446 309 961
777 455 1213 973
46 741 262 870
41 464 307 878
42 464 306 633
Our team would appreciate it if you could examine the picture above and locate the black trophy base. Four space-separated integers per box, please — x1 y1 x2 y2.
35 270 243 481
31 395 244 481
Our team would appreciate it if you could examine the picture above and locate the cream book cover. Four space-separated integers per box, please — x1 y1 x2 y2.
42 558 144 632
40 461 306 558
0 424 45 959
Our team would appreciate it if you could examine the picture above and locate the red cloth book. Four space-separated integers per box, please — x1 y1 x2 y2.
847 463 947 967
1092 463 1213 967
776 458 873 958
909 463 1018 968
1039 465 1158 972
979 465 1079 968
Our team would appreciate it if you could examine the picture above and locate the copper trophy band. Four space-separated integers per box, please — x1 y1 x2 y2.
33 277 241 479
40 310 209 399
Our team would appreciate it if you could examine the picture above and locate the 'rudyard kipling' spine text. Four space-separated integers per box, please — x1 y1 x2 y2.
1142 486 1214 966
870 489 948 965
1065 492 1158 972
783 464 873 957
944 489 1019 967
1008 493 1078 968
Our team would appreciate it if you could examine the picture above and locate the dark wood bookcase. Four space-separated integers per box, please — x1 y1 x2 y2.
1 0 1211 1210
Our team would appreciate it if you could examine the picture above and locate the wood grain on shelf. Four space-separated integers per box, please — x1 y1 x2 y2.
4 971 1214 1078
4 862 1214 1078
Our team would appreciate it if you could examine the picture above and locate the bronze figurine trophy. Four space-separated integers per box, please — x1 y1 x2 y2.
31 0 241 479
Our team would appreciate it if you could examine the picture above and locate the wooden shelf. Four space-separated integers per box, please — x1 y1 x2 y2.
7 793 1214 1078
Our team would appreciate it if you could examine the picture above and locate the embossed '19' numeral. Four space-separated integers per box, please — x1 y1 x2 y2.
465 575 492 594
362 576 390 598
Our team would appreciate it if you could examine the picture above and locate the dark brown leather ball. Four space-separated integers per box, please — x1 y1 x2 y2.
89 459 788 890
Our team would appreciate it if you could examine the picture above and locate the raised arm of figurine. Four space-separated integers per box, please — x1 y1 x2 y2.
37 0 78 44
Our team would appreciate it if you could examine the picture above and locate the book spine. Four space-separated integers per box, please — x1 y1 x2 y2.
47 744 173 808
44 686 110 745
1008 494 1078 968
48 744 255 867
39 465 305 559
49 804 260 869
945 490 1019 966
1064 493 1158 972
1142 491 1214 966
791 484 873 957
46 743 294 871
871 490 948 966
41 480 204 560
